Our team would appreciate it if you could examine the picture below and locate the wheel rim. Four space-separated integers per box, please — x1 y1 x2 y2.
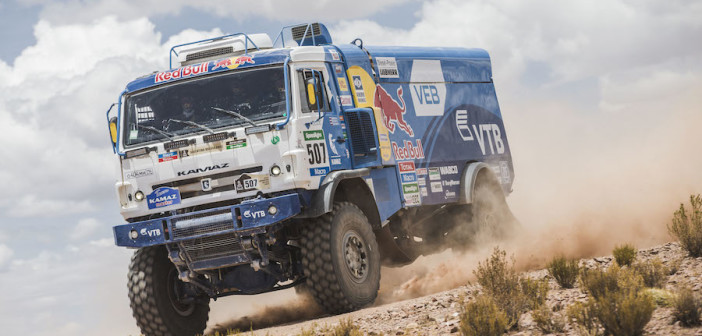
343 230 369 283
166 268 196 317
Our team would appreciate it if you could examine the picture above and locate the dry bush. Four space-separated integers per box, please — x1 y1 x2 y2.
613 244 637 267
329 319 363 336
547 255 580 289
473 247 549 329
567 301 602 336
631 258 667 288
532 304 565 334
572 267 654 336
669 194 702 257
643 288 675 307
459 295 508 336
672 287 702 327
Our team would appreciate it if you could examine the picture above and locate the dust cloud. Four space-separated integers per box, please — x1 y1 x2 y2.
206 83 702 332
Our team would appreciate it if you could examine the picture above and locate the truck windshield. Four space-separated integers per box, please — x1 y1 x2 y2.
122 66 286 147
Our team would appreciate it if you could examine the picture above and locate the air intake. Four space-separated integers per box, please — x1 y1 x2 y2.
289 23 332 46
185 47 234 63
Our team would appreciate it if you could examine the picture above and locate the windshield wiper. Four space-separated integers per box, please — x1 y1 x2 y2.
136 124 174 140
211 107 258 127
166 119 215 134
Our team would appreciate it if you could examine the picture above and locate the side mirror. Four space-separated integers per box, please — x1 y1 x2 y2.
109 116 118 145
306 82 317 106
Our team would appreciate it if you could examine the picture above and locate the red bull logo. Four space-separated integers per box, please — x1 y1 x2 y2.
392 139 425 160
155 62 209 83
374 85 414 137
212 55 255 70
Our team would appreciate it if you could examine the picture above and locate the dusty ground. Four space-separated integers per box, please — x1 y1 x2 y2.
212 242 702 335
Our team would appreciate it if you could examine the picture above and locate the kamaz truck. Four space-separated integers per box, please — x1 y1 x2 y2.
107 23 515 336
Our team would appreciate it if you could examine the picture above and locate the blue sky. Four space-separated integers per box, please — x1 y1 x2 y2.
0 0 701 335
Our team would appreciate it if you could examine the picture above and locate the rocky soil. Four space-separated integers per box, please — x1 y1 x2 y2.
238 242 702 336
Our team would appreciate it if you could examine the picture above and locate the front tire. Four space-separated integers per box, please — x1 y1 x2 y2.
300 202 381 314
128 246 210 336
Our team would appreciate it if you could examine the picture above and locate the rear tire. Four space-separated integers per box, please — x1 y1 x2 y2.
300 202 381 314
128 246 210 336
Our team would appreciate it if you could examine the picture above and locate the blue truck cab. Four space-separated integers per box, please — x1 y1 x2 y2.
106 23 515 336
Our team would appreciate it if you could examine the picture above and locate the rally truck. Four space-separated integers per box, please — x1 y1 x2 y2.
107 23 515 336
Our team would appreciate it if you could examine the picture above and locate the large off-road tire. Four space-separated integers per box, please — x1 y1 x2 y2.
128 246 210 336
300 202 381 314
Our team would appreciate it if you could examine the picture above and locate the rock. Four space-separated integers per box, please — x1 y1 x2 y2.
406 322 419 329
450 326 459 333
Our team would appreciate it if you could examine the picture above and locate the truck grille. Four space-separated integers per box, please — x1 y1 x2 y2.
171 209 235 239
292 23 322 40
181 233 243 262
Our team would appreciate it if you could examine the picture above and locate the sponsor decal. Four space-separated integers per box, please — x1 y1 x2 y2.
331 158 342 166
226 139 247 150
442 180 460 187
125 168 153 179
303 130 324 141
140 228 161 237
158 151 178 162
340 95 353 106
402 182 421 206
177 163 230 177
335 64 343 74
235 174 258 193
201 178 212 191
146 187 181 209
417 177 426 186
500 161 511 184
430 181 443 193
444 190 457 199
337 78 348 91
212 55 255 71
329 49 340 61
328 116 340 126
392 139 425 160
310 167 330 176
271 135 280 144
398 161 416 173
376 57 400 78
428 167 441 181
472 124 505 155
352 75 367 103
328 133 340 157
420 187 428 197
456 109 474 141
243 209 266 219
374 85 413 136
179 143 223 158
409 60 446 116
416 168 427 176
440 165 459 175
401 172 417 183
155 62 209 84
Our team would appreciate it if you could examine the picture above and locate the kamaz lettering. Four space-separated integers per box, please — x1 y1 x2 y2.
177 163 230 176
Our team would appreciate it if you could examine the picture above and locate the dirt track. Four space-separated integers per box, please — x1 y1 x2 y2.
207 242 702 335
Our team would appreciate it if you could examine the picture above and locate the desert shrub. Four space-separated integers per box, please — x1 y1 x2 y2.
613 244 637 267
532 304 565 333
631 258 667 288
520 277 549 309
567 301 602 336
669 194 702 257
459 295 508 336
547 255 580 288
580 265 624 299
672 287 702 327
643 288 675 307
474 247 549 328
594 289 655 336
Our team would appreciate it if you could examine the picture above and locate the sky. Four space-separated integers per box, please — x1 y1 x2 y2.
0 0 701 335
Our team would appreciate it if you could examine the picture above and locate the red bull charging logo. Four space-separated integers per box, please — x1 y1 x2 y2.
212 56 255 70
374 85 414 137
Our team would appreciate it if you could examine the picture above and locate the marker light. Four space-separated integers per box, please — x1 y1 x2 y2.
270 165 282 176
268 205 278 215
129 230 139 240
134 190 145 201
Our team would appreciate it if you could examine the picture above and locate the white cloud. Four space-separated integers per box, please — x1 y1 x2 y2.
0 244 14 271
7 195 94 218
32 0 412 24
69 218 101 240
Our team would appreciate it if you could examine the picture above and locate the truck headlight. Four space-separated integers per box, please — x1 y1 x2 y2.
268 205 278 215
129 230 139 240
270 165 282 176
134 190 145 201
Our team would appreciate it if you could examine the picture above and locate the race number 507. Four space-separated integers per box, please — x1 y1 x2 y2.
307 143 326 165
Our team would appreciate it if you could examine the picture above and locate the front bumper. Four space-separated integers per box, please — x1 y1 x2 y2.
113 193 301 248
